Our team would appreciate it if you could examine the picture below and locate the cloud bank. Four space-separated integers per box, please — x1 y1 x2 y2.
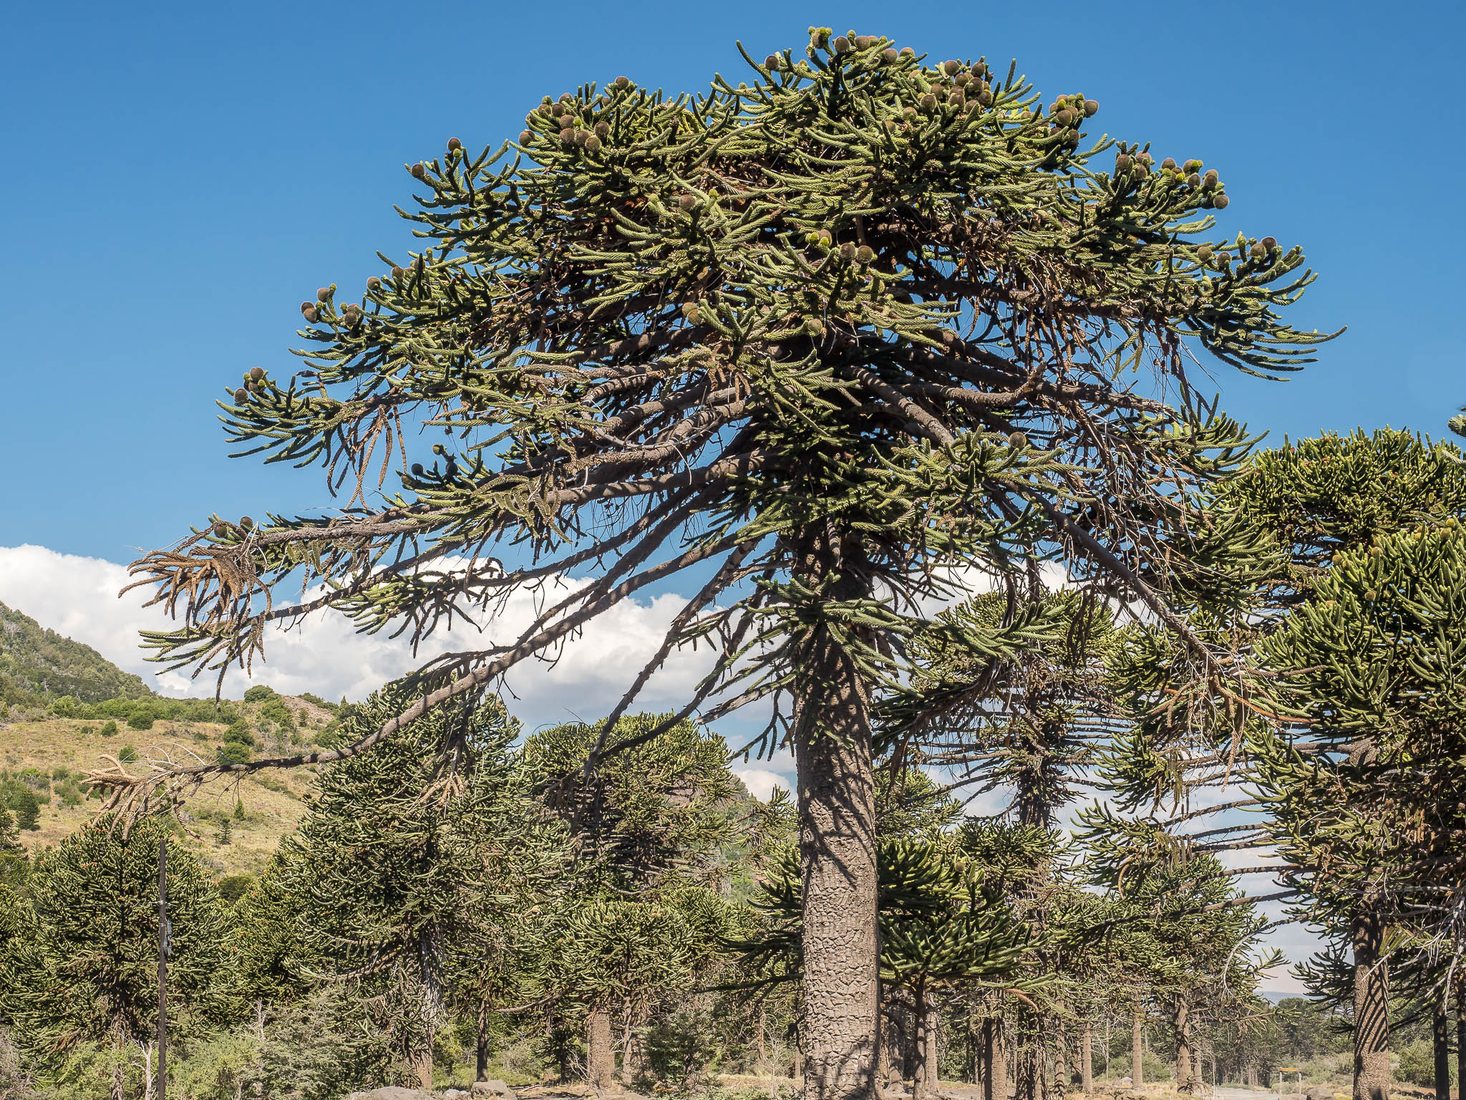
0 543 794 800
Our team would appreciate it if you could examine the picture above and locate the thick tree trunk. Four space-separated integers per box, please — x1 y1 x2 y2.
555 1020 573 1083
913 989 937 1100
1131 1007 1144 1087
1013 1047 1039 1100
1174 998 1196 1094
875 1000 894 1094
475 1002 490 1083
1056 1019 1068 1095
1080 1023 1094 1094
586 1007 614 1093
791 531 879 1100
983 1017 1007 1100
111 1021 128 1100
411 933 441 1091
1434 1010 1450 1100
623 1022 644 1086
410 1046 434 1091
926 1013 940 1094
1352 911 1390 1100
969 1019 981 1086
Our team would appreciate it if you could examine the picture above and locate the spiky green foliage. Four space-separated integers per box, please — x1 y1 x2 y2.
520 717 740 1073
1090 433 1466 910
896 590 1118 826
7 817 229 1063
520 715 737 880
123 29 1327 785
0 879 25 1029
548 887 733 1042
1225 429 1466 604
1112 855 1278 994
1253 522 1466 984
265 684 559 1085
879 839 1029 993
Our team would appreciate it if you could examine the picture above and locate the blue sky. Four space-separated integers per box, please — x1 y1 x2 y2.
1 0 1463 560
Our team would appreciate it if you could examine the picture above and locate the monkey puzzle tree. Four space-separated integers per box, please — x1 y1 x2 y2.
1253 520 1466 1100
520 716 737 1088
120 28 1327 1100
1226 431 1466 1100
1114 856 1276 1094
892 590 1117 829
274 685 540 1089
11 817 228 1100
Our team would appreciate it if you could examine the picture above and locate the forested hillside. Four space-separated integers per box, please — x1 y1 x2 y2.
0 622 332 877
0 600 150 706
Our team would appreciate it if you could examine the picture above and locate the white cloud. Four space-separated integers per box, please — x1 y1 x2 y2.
0 544 717 731
732 766 790 801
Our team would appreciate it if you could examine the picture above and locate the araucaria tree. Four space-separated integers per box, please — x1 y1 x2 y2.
120 28 1327 1100
270 685 537 1089
8 818 227 1100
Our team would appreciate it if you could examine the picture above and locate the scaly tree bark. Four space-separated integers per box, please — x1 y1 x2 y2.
1080 1022 1093 1094
982 1015 1007 1100
586 1007 614 1093
1132 1007 1144 1087
1352 912 1390 1100
793 531 880 1100
1174 997 1197 1094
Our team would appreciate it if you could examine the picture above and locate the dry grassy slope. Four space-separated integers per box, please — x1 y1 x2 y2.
0 703 325 878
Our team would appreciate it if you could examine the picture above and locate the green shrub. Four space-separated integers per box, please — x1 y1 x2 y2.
55 778 83 809
216 742 252 766
243 685 276 703
126 711 155 731
257 697 297 732
1397 1038 1453 1089
118 746 139 764
170 1027 259 1100
97 721 118 737
49 695 80 718
642 1009 725 1089
3 785 40 831
223 722 256 747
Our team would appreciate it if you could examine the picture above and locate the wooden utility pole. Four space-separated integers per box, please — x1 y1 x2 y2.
156 839 169 1100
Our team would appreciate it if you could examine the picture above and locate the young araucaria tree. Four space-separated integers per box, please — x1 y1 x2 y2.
116 28 1327 1100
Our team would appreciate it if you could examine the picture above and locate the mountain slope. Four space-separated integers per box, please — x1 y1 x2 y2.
0 600 151 705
